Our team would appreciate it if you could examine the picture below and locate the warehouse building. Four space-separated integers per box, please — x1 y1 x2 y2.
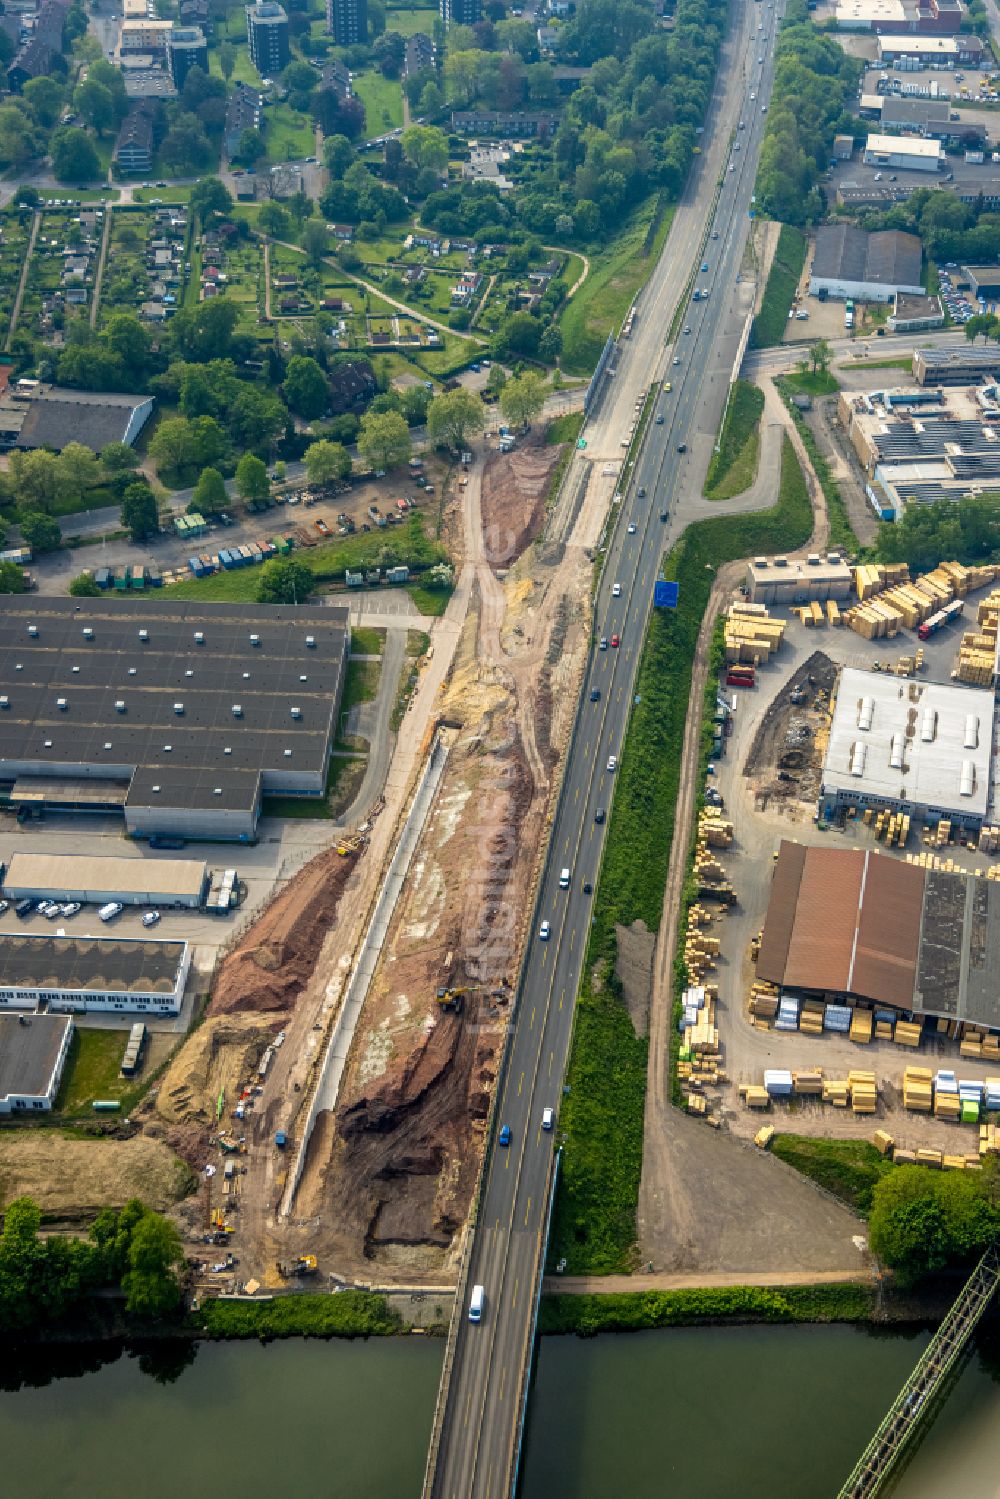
961 265 1000 300
819 666 998 830
862 133 943 172
0 598 349 841
0 935 189 1015
914 345 1000 384
809 225 924 302
758 841 1000 1029
745 553 853 606
3 852 209 908
0 1014 73 1112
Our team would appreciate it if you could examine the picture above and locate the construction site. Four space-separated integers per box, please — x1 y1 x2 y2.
0 423 610 1295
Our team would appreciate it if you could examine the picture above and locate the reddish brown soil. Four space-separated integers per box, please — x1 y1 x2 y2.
210 846 360 1017
480 435 564 571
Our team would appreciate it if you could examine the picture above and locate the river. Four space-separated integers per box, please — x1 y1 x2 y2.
1 1322 998 1496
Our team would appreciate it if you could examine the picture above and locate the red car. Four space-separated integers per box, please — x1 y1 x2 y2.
610 634 620 648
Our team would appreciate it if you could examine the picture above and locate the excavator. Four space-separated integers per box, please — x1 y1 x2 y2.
436 986 470 1014
276 1254 318 1278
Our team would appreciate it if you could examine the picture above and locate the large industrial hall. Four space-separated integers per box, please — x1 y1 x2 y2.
0 597 350 841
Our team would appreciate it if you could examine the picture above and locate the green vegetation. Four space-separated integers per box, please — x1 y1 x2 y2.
0 1197 184 1332
406 582 453 615
749 224 806 350
771 1134 892 1215
539 1282 876 1334
195 1290 401 1339
55 1029 143 1116
560 201 673 375
875 492 1000 572
845 357 912 373
870 1164 1000 1282
341 655 381 718
704 380 764 500
352 72 404 134
546 411 585 446
862 186 1000 269
261 746 365 821
351 626 386 655
775 376 858 553
551 436 813 1275
782 369 838 397
755 10 860 225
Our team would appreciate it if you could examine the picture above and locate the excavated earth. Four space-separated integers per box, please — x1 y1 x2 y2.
479 435 564 571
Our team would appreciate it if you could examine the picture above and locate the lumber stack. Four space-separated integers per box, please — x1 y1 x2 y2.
850 1008 873 1045
850 1070 878 1114
699 809 734 848
724 602 786 664
894 1019 922 1049
873 1129 894 1157
748 981 779 1020
799 1000 824 1037
903 1066 933 1113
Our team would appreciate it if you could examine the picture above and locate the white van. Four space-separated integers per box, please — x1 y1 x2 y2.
99 902 124 922
559 867 570 889
469 1284 485 1323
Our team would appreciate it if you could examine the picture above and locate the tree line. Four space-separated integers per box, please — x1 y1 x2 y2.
875 492 1000 573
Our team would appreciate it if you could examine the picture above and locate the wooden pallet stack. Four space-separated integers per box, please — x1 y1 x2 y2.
748 981 779 1026
799 1000 824 1037
903 1065 933 1113
725 601 786 664
822 1077 851 1107
894 1019 922 1049
699 809 734 848
850 1070 878 1114
850 1008 874 1044
792 1069 824 1096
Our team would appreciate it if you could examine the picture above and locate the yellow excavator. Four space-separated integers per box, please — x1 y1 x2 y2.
337 833 364 856
436 986 469 1014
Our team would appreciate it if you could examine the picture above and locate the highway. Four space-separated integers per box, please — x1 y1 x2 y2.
424 1 787 1495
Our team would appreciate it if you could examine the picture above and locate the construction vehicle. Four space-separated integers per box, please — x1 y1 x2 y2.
337 832 364 857
436 987 469 1014
277 1254 318 1278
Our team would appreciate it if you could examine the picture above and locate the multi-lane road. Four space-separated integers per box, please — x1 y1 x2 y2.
424 2 787 1495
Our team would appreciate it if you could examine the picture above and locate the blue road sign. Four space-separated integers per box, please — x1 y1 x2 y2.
654 580 679 608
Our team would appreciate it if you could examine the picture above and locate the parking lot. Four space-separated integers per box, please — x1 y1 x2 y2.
0 809 336 1031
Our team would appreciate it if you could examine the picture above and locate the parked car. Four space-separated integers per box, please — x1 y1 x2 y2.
61 903 81 918
142 911 160 928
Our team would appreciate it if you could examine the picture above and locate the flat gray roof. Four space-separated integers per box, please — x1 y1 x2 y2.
0 1014 71 1101
0 597 348 809
0 934 187 995
5 852 207 899
821 666 995 821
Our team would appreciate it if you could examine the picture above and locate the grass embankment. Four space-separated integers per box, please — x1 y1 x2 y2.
771 1135 892 1215
350 625 386 655
541 409 585 511
775 376 858 554
782 370 838 398
54 1030 142 1115
749 225 807 350
560 198 674 375
195 1291 401 1339
704 380 765 500
550 435 813 1276
539 1282 876 1335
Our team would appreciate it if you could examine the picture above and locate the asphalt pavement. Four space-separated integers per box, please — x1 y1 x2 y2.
425 1 789 1495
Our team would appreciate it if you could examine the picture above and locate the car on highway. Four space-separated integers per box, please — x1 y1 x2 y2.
711 229 719 238
607 754 618 772
538 920 551 940
762 104 767 112
734 141 740 150
628 521 637 533
662 382 672 392
142 911 160 928
542 1107 555 1130
701 261 709 272
683 324 691 334
729 162 735 171
638 484 647 495
599 636 608 650
590 687 600 701
738 121 745 130
758 53 763 61
660 509 668 521
612 582 622 597
610 634 620 648
677 442 687 453
673 356 681 365
498 1124 511 1146
655 413 664 424
595 807 605 824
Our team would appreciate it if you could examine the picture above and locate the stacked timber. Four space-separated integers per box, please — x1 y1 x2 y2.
748 981 779 1021
903 1066 933 1113
873 1129 894 1157
724 602 785 663
799 1000 824 1037
850 1009 873 1045
699 809 734 848
894 1019 923 1049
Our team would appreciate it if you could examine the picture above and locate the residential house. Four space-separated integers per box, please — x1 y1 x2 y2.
328 357 377 414
318 58 352 97
114 103 155 176
451 111 555 138
224 81 264 159
403 32 434 76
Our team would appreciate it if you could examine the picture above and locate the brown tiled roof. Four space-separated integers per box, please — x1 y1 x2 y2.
757 841 923 1008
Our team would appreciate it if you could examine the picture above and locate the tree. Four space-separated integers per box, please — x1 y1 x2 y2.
189 177 233 221
539 323 563 362
304 439 352 485
9 450 59 512
809 338 832 375
149 414 225 475
301 220 329 266
192 466 227 513
427 387 485 452
235 453 269 504
486 363 507 398
257 557 315 603
237 127 267 167
169 300 239 363
323 133 354 177
495 310 542 359
500 371 546 429
69 572 102 596
100 441 139 474
219 40 237 80
227 386 287 454
161 114 213 174
73 78 115 137
0 560 25 593
0 107 40 171
869 1165 1000 1281
258 201 291 238
121 1211 183 1319
358 410 411 471
56 442 100 508
120 484 159 541
22 76 64 129
401 124 449 173
19 511 62 554
283 355 329 419
50 127 101 185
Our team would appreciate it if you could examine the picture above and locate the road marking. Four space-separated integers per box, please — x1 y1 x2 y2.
530 1005 535 1028
574 786 579 803
559 992 564 1010
549 1050 554 1075
569 927 576 949
499 1364 507 1400
464 1389 472 1427
524 1198 532 1227
511 1279 518 1311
